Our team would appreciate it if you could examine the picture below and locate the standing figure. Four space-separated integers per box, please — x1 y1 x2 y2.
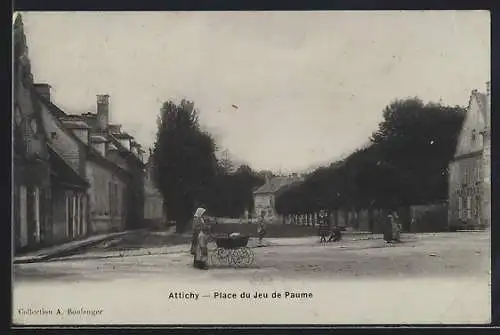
193 224 209 270
257 210 267 244
384 212 393 243
190 207 206 255
391 211 401 242
318 210 329 243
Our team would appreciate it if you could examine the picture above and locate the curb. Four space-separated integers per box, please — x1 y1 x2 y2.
13 232 128 264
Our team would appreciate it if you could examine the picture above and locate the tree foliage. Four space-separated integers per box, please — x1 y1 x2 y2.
152 100 218 232
276 98 466 215
152 100 265 230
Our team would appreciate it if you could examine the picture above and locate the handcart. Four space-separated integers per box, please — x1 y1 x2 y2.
210 233 255 267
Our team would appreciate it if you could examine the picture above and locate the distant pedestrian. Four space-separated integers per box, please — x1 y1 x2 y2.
391 211 401 242
384 212 393 243
257 211 267 244
318 210 329 243
193 224 209 270
190 207 206 255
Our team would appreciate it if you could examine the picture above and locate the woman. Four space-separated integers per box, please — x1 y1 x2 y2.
194 224 209 270
190 207 206 255
257 210 267 245
384 212 393 243
391 211 401 242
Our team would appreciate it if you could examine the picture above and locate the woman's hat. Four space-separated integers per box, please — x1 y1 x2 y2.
194 207 207 218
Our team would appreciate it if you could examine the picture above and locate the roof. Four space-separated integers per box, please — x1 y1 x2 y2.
90 135 108 143
472 90 488 121
35 91 131 177
113 132 133 139
108 134 146 168
48 145 89 189
62 120 90 129
253 176 302 195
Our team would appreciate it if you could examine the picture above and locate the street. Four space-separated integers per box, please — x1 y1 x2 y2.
13 231 491 325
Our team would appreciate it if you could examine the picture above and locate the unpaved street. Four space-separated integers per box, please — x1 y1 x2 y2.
13 231 491 325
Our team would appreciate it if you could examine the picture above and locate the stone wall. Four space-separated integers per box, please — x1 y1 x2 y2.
85 160 127 234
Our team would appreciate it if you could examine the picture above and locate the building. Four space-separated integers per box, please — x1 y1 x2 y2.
36 85 91 243
448 82 491 230
143 154 166 228
253 174 303 222
13 15 53 252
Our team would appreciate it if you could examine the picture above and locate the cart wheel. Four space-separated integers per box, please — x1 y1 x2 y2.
231 247 253 267
210 251 219 266
242 247 255 266
230 248 245 266
216 248 231 266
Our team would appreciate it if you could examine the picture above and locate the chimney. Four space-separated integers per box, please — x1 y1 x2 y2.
96 94 110 130
34 83 51 102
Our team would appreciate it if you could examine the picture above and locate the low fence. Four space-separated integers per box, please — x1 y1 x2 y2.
278 203 449 234
210 222 319 238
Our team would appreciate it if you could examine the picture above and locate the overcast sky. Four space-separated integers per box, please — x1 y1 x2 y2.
20 11 490 173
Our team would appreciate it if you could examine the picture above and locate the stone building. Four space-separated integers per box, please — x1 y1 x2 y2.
253 175 303 222
143 154 166 228
36 86 91 243
448 82 491 230
13 15 52 252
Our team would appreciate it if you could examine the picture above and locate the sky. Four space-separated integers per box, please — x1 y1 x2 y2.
19 11 490 173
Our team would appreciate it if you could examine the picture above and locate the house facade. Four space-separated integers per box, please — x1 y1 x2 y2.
143 155 166 227
253 175 302 222
36 87 90 244
448 82 491 230
13 15 52 252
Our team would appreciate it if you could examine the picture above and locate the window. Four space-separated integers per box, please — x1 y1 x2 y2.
471 129 476 142
458 196 463 219
466 196 472 220
108 181 113 216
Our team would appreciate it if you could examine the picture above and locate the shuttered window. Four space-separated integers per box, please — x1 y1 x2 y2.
458 196 463 220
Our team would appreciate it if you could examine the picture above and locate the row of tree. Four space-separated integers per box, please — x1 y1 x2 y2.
275 98 466 215
151 100 264 232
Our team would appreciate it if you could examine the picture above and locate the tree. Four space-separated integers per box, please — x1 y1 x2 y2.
152 99 218 233
276 97 466 217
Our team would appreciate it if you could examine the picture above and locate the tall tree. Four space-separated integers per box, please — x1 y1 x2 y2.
152 100 218 233
276 97 466 217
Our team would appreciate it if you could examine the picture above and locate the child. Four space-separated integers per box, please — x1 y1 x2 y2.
193 225 209 270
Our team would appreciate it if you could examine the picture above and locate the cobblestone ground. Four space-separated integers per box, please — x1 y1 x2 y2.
13 231 491 325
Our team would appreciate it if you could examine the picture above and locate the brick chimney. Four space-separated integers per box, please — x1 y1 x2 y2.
96 94 110 130
34 83 51 102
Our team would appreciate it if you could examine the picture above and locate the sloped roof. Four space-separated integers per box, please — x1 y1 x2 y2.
113 132 133 139
62 120 90 129
254 176 302 195
473 91 488 121
48 145 89 189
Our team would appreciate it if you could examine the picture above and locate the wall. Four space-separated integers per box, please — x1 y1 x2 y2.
39 102 82 174
106 150 130 171
85 160 127 234
210 222 319 238
410 203 448 232
72 128 89 144
448 155 483 227
454 96 486 158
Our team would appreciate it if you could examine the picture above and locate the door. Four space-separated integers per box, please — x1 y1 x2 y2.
33 187 40 243
66 193 74 239
19 185 28 247
72 195 77 238
82 195 87 236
